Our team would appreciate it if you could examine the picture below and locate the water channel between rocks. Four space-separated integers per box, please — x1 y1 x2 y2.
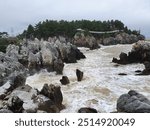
26 44 150 112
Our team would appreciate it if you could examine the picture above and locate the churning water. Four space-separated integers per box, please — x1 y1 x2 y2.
26 44 150 112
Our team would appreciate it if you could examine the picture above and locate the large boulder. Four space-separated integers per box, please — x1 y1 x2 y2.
40 84 64 110
117 90 150 113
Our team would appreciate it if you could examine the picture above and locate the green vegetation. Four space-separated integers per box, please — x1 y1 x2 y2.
0 37 19 53
0 38 9 53
18 20 140 40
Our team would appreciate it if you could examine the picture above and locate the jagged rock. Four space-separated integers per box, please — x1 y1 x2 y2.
60 76 70 85
117 90 150 113
76 69 83 81
112 41 150 64
7 96 24 113
78 107 98 113
74 32 100 49
40 84 64 110
7 85 39 113
34 95 59 113
53 59 64 74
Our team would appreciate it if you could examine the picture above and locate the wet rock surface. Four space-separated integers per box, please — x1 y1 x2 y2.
112 41 150 75
117 90 150 113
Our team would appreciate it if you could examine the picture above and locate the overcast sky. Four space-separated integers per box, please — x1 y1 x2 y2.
0 0 150 38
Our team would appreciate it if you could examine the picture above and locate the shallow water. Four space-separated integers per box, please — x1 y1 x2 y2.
26 44 150 112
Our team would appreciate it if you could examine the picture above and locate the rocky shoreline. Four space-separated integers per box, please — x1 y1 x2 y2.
1 36 150 113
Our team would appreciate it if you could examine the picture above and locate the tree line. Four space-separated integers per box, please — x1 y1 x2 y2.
18 20 140 40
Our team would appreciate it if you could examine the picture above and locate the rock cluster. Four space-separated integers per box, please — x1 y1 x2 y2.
102 33 144 45
0 37 86 87
0 77 64 113
112 41 150 75
74 32 100 50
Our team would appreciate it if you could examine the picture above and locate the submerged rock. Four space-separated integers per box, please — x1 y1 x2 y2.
117 90 150 113
78 107 98 113
60 76 70 85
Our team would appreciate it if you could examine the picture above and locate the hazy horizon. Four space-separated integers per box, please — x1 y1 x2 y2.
0 0 150 39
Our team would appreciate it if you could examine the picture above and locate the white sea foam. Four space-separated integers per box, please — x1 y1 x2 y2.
26 44 150 112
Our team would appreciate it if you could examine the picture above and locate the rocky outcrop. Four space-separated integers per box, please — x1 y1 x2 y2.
40 84 64 110
102 32 144 45
117 90 150 113
112 41 150 75
74 32 100 50
0 83 65 113
113 41 150 64
0 73 26 100
0 37 86 87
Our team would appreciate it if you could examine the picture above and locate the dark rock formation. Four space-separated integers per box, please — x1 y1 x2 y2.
76 69 83 81
113 41 150 65
7 96 24 113
78 107 98 113
60 76 70 85
0 83 65 113
117 90 150 113
118 73 127 75
112 41 150 75
137 61 150 75
40 84 64 110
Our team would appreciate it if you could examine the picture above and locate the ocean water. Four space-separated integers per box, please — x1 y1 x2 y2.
26 44 150 112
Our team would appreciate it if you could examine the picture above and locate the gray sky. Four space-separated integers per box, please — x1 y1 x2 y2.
0 0 150 38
